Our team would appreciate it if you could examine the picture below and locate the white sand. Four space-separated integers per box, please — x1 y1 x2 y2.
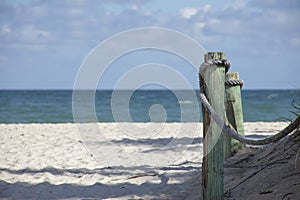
0 122 288 199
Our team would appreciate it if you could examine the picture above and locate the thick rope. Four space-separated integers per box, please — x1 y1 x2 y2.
200 59 231 73
225 79 244 88
199 59 300 145
199 87 300 145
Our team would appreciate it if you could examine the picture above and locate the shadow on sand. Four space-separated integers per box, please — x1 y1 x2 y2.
0 165 202 199
0 136 203 199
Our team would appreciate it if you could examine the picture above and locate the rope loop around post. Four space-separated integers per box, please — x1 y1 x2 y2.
201 59 231 73
225 79 244 88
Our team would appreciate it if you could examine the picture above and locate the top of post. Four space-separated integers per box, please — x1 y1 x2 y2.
204 52 226 62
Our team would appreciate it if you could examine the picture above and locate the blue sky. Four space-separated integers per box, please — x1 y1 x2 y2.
0 0 300 89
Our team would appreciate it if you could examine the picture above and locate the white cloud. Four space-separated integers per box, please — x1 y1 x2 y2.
179 7 198 19
202 4 212 13
1 0 299 53
194 22 206 30
131 4 139 11
21 25 53 43
0 24 11 34
130 4 152 16
225 0 247 11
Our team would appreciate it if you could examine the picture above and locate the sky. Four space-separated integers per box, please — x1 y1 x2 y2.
0 0 300 90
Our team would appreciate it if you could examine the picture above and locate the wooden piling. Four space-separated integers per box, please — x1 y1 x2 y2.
201 52 226 200
225 72 245 156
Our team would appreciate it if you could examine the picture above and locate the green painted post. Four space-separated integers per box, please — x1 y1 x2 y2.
201 52 226 200
225 72 245 156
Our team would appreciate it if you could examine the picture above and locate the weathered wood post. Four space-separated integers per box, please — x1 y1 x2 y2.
201 52 226 200
225 72 245 157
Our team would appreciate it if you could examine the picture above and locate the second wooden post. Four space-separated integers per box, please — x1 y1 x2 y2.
225 72 245 157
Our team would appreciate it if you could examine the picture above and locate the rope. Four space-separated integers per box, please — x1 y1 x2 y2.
225 79 244 88
200 87 300 145
199 60 300 145
200 59 231 73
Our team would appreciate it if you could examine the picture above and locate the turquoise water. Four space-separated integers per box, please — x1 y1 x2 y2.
0 90 299 123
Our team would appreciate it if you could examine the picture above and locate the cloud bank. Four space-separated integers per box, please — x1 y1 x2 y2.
0 0 299 89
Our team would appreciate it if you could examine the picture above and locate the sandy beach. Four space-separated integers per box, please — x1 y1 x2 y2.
0 122 295 199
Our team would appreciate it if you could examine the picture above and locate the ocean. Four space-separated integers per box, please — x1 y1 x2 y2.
0 90 299 123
